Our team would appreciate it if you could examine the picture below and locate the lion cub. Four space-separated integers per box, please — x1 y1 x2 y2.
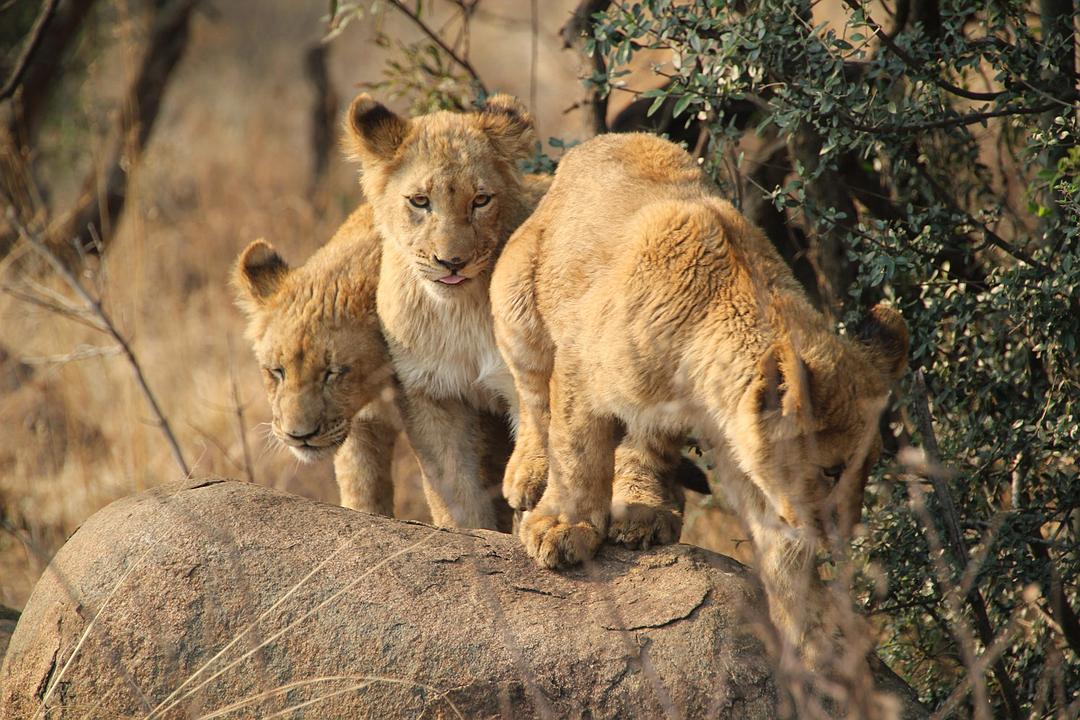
341 94 549 529
491 133 908 657
233 204 398 514
343 95 703 538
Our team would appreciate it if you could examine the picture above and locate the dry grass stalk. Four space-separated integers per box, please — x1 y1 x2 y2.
7 209 190 478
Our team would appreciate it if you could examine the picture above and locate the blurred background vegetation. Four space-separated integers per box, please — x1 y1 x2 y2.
1 1 1077 717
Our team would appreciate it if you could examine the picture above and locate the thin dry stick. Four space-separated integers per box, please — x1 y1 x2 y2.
194 677 374 720
227 337 256 484
8 210 191 477
912 369 1021 719
907 483 992 720
466 558 554 719
529 0 538 113
383 0 488 95
931 620 1022 720
0 0 59 100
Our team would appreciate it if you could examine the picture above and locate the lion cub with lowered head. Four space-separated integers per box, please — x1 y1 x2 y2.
491 133 909 657
233 204 398 514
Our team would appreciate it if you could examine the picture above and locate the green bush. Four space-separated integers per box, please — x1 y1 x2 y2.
584 1 1078 716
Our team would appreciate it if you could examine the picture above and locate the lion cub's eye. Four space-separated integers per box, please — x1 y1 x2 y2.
472 193 492 208
267 367 285 382
823 464 846 480
323 367 348 383
407 194 430 209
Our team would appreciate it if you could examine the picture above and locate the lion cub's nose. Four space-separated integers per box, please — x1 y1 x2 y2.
434 255 467 274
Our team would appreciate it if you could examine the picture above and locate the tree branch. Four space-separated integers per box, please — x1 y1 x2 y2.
8 210 191 478
3 0 99 143
303 42 338 200
840 0 1003 102
912 162 1051 276
0 0 59 101
910 370 1022 720
383 0 488 96
1026 537 1080 656
848 101 1066 134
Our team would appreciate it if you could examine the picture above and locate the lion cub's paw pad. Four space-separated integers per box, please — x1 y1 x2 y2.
608 503 683 550
520 512 602 569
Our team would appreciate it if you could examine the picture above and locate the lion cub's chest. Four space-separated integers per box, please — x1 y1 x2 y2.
378 270 513 411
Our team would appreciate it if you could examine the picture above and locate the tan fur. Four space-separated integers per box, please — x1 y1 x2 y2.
491 133 909 660
232 204 398 515
343 94 546 529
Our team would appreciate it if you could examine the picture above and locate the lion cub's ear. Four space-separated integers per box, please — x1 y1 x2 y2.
476 94 535 162
233 239 289 314
343 93 410 165
755 340 815 431
853 303 910 381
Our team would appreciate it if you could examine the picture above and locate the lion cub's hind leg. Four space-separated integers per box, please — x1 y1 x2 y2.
334 402 397 515
609 427 686 549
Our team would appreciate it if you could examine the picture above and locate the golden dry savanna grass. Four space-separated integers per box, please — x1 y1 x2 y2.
0 0 753 613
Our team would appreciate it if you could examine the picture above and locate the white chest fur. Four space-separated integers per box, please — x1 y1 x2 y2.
377 257 515 412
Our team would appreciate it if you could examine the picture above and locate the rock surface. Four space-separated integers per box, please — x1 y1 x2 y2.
0 605 17 662
0 479 926 719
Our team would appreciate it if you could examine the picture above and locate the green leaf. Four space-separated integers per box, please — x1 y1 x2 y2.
672 93 693 118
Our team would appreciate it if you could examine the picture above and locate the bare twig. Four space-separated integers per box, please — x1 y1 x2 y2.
382 0 488 95
847 100 1071 135
20 344 122 365
0 284 103 331
910 370 1022 720
228 339 256 484
8 210 191 478
1027 537 1080 655
911 371 967 559
0 0 59 101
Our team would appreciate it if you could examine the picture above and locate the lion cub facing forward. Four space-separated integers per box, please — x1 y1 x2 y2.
342 94 548 530
233 204 398 514
491 133 908 656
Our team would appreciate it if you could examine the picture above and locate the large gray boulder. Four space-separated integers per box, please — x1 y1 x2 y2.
0 479 925 718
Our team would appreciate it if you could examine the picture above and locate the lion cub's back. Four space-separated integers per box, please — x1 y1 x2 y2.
527 135 711 325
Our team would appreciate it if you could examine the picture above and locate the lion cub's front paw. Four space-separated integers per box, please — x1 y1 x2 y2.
503 452 548 511
608 501 683 550
520 510 603 569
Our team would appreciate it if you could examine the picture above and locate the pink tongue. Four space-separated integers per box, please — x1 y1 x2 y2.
438 275 467 285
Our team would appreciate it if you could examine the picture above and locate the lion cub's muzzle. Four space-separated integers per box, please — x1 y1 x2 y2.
421 251 487 286
274 418 348 462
